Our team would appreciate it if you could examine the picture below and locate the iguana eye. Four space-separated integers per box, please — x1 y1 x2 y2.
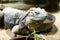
35 12 39 15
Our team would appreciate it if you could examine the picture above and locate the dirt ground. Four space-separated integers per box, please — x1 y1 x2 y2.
0 10 60 40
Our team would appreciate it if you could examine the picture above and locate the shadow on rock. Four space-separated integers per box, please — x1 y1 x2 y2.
43 24 58 35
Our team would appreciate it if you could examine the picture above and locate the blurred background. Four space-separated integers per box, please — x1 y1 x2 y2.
0 0 60 12
0 0 60 40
